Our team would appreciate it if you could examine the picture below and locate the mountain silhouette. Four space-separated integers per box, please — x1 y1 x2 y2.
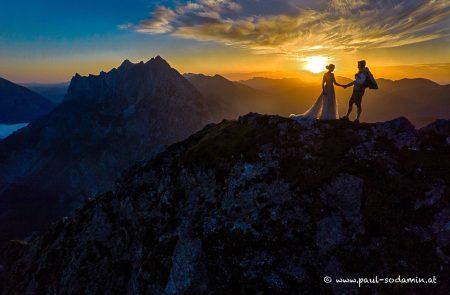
0 56 213 242
1 113 448 294
0 77 56 124
185 73 274 118
23 82 70 103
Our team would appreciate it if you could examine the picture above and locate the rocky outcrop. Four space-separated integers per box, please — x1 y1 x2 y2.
0 57 213 241
1 114 448 294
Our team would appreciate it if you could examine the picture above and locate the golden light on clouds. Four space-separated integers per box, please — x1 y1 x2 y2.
112 0 450 84
129 0 450 58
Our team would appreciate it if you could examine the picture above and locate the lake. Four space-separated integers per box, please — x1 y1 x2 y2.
0 123 28 139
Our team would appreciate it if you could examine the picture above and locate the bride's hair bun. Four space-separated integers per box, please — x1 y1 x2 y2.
326 65 330 69
326 64 335 70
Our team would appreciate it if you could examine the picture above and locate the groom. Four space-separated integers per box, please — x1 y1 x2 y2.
341 60 369 123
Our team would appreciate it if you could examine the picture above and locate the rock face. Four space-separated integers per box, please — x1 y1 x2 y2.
1 114 449 294
0 57 212 241
0 77 56 123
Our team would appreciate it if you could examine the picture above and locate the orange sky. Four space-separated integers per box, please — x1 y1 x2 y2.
1 0 449 84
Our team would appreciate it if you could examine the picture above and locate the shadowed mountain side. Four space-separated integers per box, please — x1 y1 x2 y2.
240 77 307 92
363 78 450 126
184 73 275 117
23 82 70 103
0 57 214 242
1 114 448 294
0 77 56 124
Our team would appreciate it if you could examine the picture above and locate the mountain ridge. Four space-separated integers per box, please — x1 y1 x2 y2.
184 73 274 119
0 113 448 294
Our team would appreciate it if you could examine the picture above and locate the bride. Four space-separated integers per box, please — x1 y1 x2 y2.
290 64 345 120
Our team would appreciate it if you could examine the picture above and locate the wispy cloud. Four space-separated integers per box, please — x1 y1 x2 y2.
125 0 450 56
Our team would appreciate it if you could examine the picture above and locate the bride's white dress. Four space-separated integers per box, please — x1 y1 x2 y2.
290 73 338 120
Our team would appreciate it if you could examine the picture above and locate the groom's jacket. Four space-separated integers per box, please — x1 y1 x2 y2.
353 67 378 90
354 69 368 91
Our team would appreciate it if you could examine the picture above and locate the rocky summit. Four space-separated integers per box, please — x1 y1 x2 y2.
1 114 449 294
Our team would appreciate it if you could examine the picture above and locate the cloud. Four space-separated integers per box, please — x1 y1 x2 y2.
135 6 176 33
126 0 450 56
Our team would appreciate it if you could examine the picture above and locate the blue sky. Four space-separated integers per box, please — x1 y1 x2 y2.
0 0 149 39
0 0 157 56
0 0 449 83
0 0 225 82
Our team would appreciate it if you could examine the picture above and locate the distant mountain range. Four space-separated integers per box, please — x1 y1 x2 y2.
183 74 450 128
368 78 450 127
239 76 450 127
7 72 448 128
0 57 213 241
0 77 56 124
184 73 274 118
22 82 70 103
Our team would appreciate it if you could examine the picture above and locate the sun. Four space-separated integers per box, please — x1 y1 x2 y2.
304 56 328 74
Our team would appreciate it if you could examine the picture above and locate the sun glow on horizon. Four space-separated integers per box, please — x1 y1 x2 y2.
304 56 328 74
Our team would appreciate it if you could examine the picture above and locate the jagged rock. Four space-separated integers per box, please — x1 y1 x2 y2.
415 179 446 209
323 174 364 236
421 119 450 137
371 117 419 149
315 213 345 254
419 119 450 149
0 114 449 294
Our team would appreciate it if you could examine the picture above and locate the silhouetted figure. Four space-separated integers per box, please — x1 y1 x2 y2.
290 64 345 120
342 60 378 123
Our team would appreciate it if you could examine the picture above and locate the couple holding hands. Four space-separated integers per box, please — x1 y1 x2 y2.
291 60 378 123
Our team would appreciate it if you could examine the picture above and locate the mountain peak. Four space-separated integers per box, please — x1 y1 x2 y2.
184 73 233 85
212 74 229 81
65 56 193 103
146 55 170 68
0 56 212 242
119 59 134 70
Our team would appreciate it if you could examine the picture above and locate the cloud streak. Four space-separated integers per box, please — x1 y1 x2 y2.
127 0 450 56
